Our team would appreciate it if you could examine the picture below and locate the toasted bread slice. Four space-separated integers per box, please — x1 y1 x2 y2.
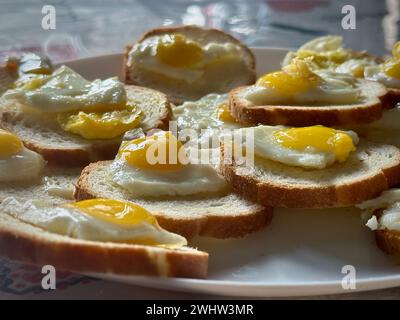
387 87 400 106
220 141 400 208
375 229 400 255
0 165 80 204
74 161 273 239
0 85 172 166
229 80 393 127
0 212 208 278
125 25 256 104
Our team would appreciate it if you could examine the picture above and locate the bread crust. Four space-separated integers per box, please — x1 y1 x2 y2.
0 85 172 166
229 81 394 127
74 161 273 239
220 142 400 209
0 214 208 278
124 25 256 105
375 229 400 256
387 88 400 107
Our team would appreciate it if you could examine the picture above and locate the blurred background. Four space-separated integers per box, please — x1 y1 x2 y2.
0 0 398 62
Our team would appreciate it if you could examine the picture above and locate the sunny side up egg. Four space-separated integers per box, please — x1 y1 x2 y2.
110 131 229 198
282 35 379 78
2 64 143 140
243 58 362 106
127 33 243 83
0 129 45 182
364 42 400 89
0 197 187 247
232 125 358 169
173 93 241 146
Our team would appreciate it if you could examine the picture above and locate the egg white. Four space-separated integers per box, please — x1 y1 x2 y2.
173 93 241 147
127 36 242 83
233 126 359 169
357 189 400 232
0 197 187 246
244 71 362 106
2 66 127 113
110 157 229 198
364 65 400 89
0 148 45 182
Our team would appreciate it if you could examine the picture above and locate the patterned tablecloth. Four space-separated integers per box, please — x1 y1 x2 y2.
0 0 399 299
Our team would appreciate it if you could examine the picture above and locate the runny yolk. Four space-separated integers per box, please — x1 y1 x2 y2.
217 103 237 123
273 125 356 163
118 131 187 171
256 59 321 96
384 42 400 79
0 129 24 159
156 34 204 68
66 199 158 227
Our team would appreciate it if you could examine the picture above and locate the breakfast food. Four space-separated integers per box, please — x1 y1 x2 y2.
220 125 400 208
173 93 242 146
0 129 45 182
0 58 172 165
75 132 273 239
2 26 400 280
364 41 400 100
125 25 256 104
0 128 80 204
0 198 208 278
229 58 392 126
357 189 400 256
282 35 380 77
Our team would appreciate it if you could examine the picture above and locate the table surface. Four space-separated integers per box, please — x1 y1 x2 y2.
1 0 400 299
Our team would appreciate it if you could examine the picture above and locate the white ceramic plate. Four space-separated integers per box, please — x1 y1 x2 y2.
64 48 400 298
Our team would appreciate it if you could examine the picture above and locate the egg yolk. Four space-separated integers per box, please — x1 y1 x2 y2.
118 131 187 171
273 125 356 163
0 129 24 159
257 59 321 96
383 42 400 79
67 199 158 227
156 34 204 68
57 105 143 140
217 103 237 123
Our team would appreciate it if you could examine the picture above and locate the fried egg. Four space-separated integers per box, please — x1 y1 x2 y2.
282 35 378 77
2 65 143 140
231 125 358 169
127 33 244 83
0 129 45 182
0 197 187 247
173 93 241 146
243 59 362 106
357 189 400 232
363 42 400 88
110 131 229 197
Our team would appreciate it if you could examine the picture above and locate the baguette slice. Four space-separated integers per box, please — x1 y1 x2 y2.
220 141 400 208
0 212 208 278
229 80 393 127
0 85 172 166
125 25 256 104
74 161 273 239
